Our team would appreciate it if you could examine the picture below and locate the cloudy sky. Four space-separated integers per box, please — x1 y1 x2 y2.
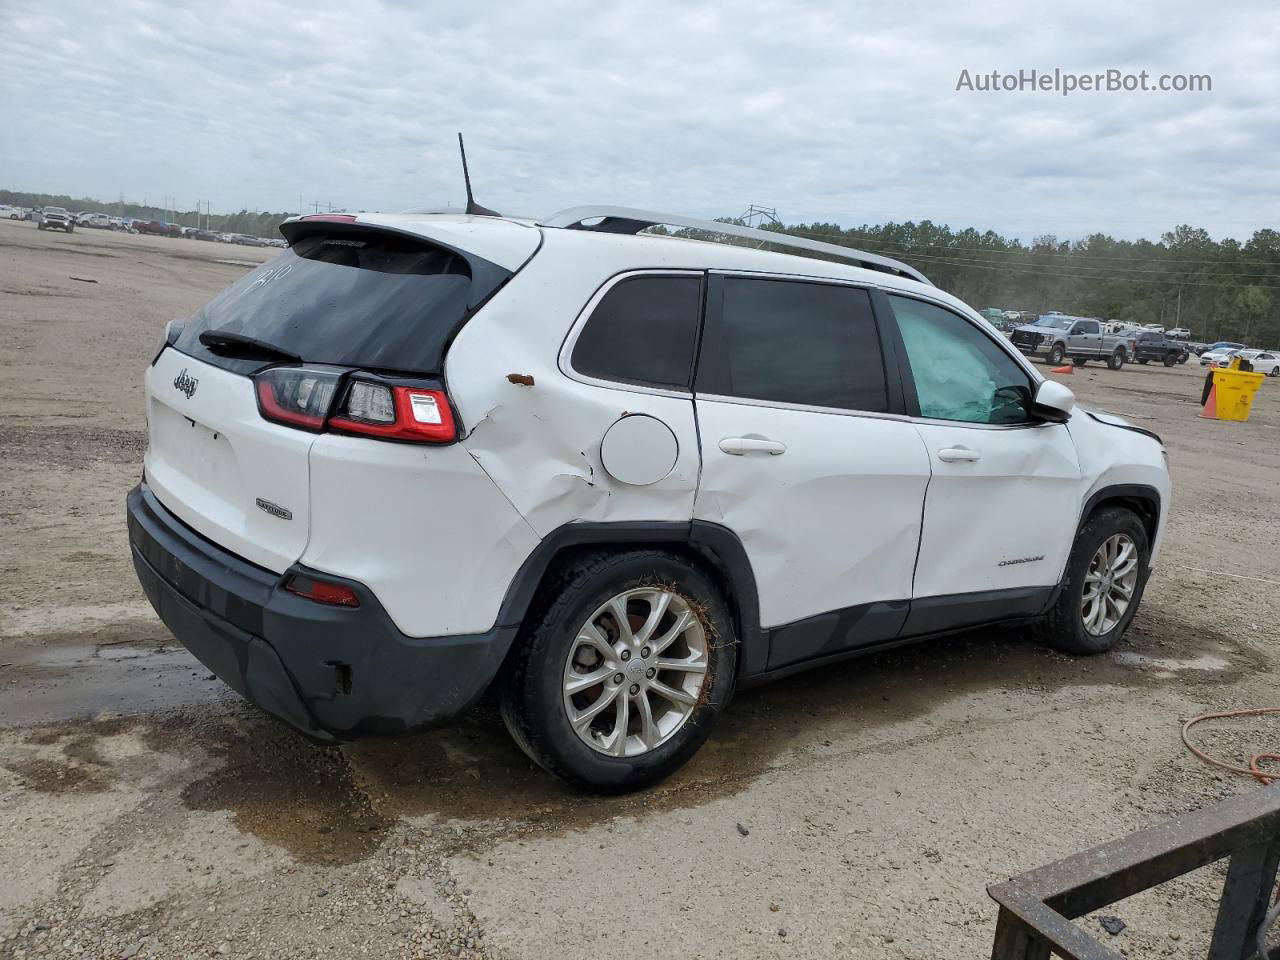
2 0 1277 242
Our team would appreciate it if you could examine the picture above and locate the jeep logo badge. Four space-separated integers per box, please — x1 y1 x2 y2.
173 368 199 398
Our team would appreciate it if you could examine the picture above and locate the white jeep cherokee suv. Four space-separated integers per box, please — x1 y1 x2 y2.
127 206 1170 792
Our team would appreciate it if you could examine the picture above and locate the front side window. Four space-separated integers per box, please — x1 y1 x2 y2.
1075 321 1100 334
571 275 702 390
889 296 1035 425
696 278 888 412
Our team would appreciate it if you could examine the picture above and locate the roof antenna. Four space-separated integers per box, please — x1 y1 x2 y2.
458 133 500 217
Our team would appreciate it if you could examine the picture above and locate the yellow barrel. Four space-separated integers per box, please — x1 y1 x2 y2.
1206 368 1265 421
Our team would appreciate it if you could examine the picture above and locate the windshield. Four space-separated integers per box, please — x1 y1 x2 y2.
171 227 511 376
1033 317 1074 329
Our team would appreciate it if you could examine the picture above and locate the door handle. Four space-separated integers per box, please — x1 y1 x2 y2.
719 437 787 456
937 446 981 463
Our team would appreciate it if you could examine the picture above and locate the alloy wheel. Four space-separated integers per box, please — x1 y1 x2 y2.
562 588 709 758
1081 533 1139 636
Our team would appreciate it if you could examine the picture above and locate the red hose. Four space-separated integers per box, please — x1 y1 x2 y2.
1181 707 1280 785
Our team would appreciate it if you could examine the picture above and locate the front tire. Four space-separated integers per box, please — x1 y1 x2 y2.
500 550 737 793
1039 506 1149 655
1047 343 1066 366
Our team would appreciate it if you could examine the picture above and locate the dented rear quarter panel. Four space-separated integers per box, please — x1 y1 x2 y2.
447 230 704 537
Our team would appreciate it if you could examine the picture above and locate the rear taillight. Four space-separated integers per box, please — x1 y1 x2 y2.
283 573 360 607
251 366 456 444
329 379 456 444
254 366 343 431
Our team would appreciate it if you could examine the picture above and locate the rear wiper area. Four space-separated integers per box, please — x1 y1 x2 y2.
198 329 302 363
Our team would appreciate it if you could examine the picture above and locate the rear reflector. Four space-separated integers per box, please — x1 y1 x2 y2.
284 573 360 607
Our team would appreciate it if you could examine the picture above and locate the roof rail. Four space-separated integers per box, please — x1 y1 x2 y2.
539 205 930 285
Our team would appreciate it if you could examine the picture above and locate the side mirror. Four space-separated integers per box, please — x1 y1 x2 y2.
1033 379 1075 422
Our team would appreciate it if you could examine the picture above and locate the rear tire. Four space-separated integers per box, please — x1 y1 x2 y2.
1038 506 1149 655
500 550 737 793
1107 348 1126 370
1047 343 1066 366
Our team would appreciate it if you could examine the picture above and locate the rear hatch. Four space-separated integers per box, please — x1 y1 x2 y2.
144 217 536 573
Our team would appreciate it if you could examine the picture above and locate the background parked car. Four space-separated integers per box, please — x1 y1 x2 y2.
193 229 221 242
1131 331 1189 366
1237 350 1280 376
1199 342 1245 365
78 213 113 229
133 220 179 237
1011 315 1134 369
0 204 23 220
36 206 75 232
1201 347 1240 367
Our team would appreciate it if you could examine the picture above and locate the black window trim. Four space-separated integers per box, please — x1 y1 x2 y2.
695 270 907 419
558 268 707 399
872 288 1054 431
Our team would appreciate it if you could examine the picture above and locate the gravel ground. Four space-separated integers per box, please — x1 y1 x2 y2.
0 218 1277 959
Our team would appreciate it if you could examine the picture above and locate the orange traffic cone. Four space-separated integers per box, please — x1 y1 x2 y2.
1050 364 1074 374
1199 384 1219 419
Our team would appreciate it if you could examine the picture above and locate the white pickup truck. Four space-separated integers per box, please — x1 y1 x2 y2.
1010 316 1135 369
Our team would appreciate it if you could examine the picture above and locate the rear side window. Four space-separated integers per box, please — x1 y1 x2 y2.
172 228 510 375
697 278 888 412
570 275 702 390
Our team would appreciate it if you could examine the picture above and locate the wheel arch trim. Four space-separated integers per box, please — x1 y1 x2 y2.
1078 483 1162 559
493 519 767 677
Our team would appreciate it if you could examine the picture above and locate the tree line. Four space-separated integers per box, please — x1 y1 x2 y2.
753 220 1280 347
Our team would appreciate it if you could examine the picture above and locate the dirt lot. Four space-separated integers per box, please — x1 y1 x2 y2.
1 217 1277 959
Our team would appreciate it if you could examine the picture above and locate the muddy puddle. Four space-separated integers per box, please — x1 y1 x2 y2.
179 718 391 866
3 606 1264 866
0 635 233 727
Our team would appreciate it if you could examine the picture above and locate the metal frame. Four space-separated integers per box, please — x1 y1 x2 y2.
989 783 1280 959
539 205 932 286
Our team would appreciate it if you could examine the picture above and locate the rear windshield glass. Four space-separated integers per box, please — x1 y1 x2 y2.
172 229 509 375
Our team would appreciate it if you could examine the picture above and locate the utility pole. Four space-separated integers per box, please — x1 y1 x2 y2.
736 204 781 228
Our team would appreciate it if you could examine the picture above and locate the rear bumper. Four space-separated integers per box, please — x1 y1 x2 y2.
126 482 515 741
